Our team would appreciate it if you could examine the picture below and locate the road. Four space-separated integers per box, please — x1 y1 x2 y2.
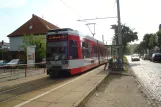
127 55 161 102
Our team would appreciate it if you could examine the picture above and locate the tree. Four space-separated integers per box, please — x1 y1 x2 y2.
22 34 46 62
143 33 151 49
149 33 157 49
134 41 145 54
111 24 138 53
124 46 131 55
141 33 158 53
156 30 161 48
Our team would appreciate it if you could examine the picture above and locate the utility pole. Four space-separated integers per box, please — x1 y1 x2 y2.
116 0 123 68
102 35 104 43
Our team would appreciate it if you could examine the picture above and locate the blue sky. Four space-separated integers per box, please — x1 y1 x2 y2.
0 0 161 44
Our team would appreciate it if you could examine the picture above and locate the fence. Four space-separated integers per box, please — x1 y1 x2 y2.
0 63 46 82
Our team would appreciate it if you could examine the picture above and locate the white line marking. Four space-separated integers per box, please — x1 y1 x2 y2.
14 67 99 107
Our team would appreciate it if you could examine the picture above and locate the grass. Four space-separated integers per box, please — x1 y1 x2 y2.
123 56 128 72
123 56 128 64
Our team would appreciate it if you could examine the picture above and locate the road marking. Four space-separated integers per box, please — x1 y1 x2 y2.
14 66 101 107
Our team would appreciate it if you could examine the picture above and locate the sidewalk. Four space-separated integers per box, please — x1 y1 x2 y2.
84 69 157 107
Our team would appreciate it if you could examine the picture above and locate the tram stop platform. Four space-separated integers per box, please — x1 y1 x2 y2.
0 65 109 107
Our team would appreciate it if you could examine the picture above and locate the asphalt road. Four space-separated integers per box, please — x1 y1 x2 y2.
127 55 161 102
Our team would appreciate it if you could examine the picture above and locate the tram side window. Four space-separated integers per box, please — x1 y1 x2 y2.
92 46 97 57
70 40 78 59
82 41 90 58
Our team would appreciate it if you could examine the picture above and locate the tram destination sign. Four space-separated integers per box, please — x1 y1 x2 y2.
47 34 68 41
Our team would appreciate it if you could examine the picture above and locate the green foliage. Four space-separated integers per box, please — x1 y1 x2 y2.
124 46 131 55
134 41 145 54
22 34 46 62
149 33 157 49
111 24 138 53
156 31 161 47
143 33 152 49
134 30 161 54
136 33 158 53
123 56 128 63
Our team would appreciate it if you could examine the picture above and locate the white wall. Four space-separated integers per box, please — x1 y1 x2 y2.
10 37 24 51
9 35 46 51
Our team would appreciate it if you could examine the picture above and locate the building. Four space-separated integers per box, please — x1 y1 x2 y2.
7 14 59 52
5 14 59 60
0 41 10 50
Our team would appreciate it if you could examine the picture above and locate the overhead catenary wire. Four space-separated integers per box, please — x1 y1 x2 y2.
59 0 117 38
77 17 117 22
59 0 95 37
59 0 86 21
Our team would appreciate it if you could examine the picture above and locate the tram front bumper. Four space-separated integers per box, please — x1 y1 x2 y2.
47 67 70 76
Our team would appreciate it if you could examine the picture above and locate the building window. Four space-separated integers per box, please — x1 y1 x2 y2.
29 25 33 30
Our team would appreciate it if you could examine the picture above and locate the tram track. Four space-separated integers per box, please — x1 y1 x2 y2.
0 76 73 103
0 65 104 104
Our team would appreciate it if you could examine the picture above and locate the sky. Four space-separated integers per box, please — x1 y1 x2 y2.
0 0 161 45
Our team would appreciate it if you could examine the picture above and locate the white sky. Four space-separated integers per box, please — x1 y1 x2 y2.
0 0 161 44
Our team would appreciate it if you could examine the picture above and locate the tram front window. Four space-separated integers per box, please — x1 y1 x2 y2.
46 41 68 61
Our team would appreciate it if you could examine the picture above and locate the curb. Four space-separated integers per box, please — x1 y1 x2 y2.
109 71 132 76
74 70 110 107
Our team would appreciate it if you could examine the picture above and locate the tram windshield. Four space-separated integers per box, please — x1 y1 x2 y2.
46 41 68 61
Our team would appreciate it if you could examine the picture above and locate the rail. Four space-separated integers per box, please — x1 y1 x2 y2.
0 62 46 82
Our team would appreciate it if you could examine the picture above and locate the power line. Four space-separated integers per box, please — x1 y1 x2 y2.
59 0 112 38
59 0 85 21
59 0 97 37
77 17 117 22
77 16 117 37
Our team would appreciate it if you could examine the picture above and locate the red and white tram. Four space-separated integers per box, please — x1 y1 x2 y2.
46 28 107 77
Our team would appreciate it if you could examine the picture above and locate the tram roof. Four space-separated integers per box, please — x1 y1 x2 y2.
47 28 105 45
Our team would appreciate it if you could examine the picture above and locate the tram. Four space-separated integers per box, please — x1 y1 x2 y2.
46 28 107 77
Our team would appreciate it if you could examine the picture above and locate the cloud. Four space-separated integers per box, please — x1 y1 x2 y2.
0 0 26 8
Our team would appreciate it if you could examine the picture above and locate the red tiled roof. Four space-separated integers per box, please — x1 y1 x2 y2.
7 14 59 37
